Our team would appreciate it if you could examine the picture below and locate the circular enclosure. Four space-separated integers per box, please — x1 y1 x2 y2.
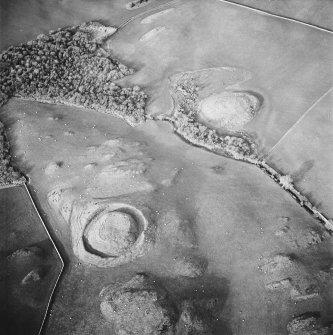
71 202 153 267
83 210 139 257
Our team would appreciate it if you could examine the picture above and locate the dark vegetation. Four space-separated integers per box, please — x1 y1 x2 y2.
0 22 147 185
0 122 25 185
287 312 331 335
128 0 150 10
0 22 147 125
169 77 257 160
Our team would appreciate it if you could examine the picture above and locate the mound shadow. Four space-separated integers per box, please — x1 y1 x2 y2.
158 273 233 335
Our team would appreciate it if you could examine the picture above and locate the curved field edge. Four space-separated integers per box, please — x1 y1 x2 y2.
0 21 147 126
161 69 333 231
0 19 331 232
158 113 333 233
0 21 148 186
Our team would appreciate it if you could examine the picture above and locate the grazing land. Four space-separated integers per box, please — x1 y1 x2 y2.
0 185 63 335
267 89 333 219
0 0 332 334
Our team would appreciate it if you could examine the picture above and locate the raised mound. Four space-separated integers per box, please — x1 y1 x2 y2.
198 91 261 131
168 67 259 160
45 161 62 175
139 27 166 42
287 312 331 335
83 210 139 257
141 8 175 24
100 274 178 335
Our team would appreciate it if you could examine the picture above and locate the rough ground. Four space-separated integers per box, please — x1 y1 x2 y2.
2 98 332 335
100 274 178 335
0 121 25 185
0 1 332 335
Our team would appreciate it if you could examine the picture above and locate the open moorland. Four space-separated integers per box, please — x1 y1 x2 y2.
0 1 332 335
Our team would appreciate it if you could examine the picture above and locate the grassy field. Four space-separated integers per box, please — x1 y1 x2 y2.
107 0 332 154
267 89 333 219
1 99 332 334
1 0 332 334
0 185 63 335
0 0 173 51
225 0 333 30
